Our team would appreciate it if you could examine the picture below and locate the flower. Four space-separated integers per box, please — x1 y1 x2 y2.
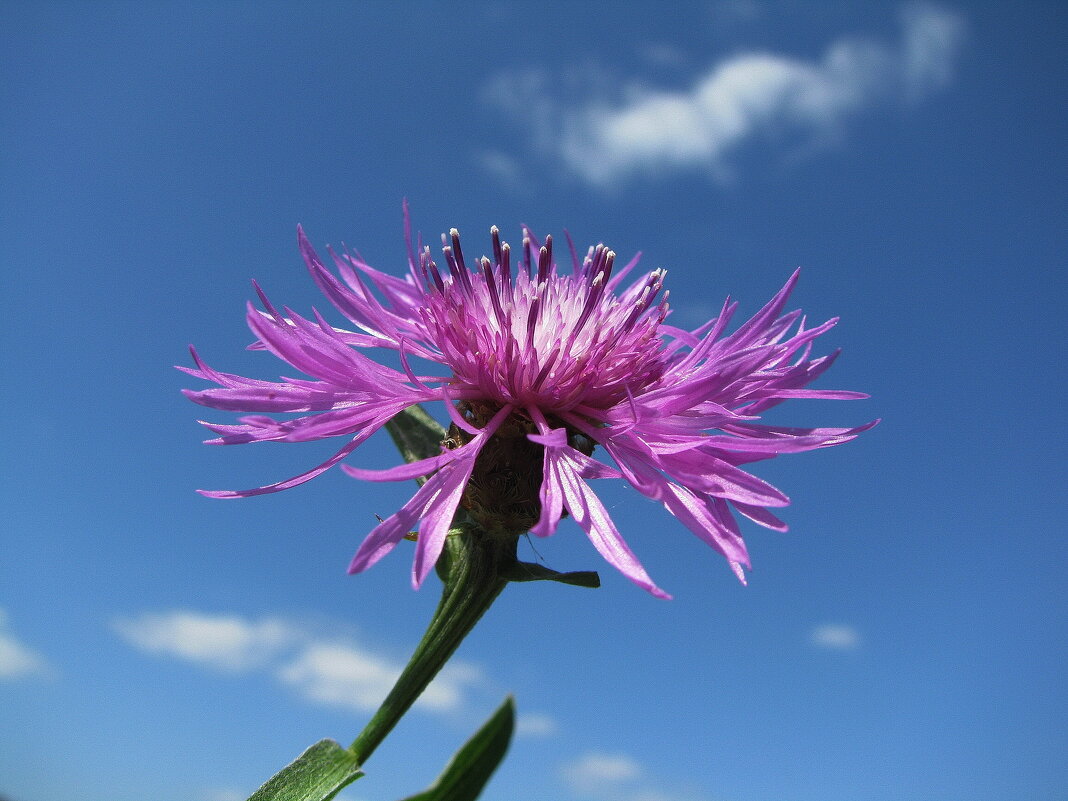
182 205 875 597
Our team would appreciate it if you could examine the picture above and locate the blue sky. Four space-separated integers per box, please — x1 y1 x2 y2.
1 2 1065 801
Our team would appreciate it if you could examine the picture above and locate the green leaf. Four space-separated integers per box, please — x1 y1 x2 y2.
385 404 448 482
399 696 516 801
499 560 601 589
246 739 363 801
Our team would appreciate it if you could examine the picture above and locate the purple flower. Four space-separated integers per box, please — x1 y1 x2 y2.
182 207 875 597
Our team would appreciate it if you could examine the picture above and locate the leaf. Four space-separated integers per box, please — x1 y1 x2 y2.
246 739 363 801
386 404 448 482
399 696 516 801
499 560 601 589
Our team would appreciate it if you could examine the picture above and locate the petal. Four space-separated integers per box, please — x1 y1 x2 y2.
348 405 512 581
412 456 479 588
661 483 752 570
197 418 387 498
732 501 788 532
529 444 565 538
341 449 454 483
554 449 671 599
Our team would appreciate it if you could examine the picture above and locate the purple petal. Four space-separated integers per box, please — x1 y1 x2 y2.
661 483 752 570
554 448 671 599
732 501 788 532
412 455 479 588
197 420 386 498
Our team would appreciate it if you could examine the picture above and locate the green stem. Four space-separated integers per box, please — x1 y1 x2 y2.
348 527 510 764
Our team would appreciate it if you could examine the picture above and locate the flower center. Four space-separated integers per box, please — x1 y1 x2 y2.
418 228 671 412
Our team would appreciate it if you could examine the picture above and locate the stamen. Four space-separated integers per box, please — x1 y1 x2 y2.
421 246 445 293
441 239 473 293
491 225 503 268
622 286 652 331
530 346 561 391
537 235 553 284
656 290 670 324
500 242 512 285
450 228 467 272
526 284 542 345
600 247 616 283
570 250 614 339
534 246 551 286
482 256 508 331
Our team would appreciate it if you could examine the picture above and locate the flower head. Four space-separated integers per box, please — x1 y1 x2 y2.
182 206 875 597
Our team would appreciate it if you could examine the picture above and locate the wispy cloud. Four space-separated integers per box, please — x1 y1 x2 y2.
482 4 964 185
277 640 482 714
114 610 484 716
515 711 558 738
561 752 643 797
0 608 50 679
112 611 293 671
201 790 245 801
810 623 862 650
476 150 524 188
560 751 712 801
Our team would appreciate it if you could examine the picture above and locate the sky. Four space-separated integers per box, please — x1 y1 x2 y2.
1 2 1065 801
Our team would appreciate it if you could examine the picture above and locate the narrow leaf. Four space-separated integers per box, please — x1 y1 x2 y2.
500 560 601 589
399 696 515 801
246 739 363 801
386 404 448 482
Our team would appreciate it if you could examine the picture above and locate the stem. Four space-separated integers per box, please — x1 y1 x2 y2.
348 527 510 764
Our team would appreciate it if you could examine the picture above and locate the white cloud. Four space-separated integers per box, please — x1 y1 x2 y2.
112 611 294 671
561 752 642 796
274 641 481 714
560 751 715 801
201 790 245 801
515 711 558 737
810 623 861 650
113 610 485 717
275 641 401 713
640 43 689 69
476 150 523 188
483 4 965 185
0 608 50 679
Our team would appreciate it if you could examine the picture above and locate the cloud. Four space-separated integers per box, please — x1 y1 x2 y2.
276 641 483 714
560 751 714 801
112 611 294 671
561 752 642 796
476 150 523 188
483 4 965 185
276 641 399 713
639 43 689 69
515 711 558 737
0 608 50 679
113 610 485 717
810 623 861 650
201 790 245 801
